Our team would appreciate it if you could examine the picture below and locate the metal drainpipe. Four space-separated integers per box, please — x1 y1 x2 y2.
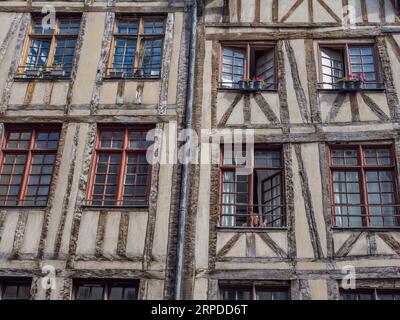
174 0 197 300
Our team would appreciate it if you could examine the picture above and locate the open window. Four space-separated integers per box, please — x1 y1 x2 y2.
220 43 276 91
219 145 285 228
18 15 81 79
319 44 382 90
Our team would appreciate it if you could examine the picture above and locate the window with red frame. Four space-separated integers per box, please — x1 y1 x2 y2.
0 127 60 206
87 127 153 207
219 145 285 228
329 144 400 227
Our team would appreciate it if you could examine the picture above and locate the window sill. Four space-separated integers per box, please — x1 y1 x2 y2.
0 205 47 210
103 76 161 82
216 226 287 232
217 87 278 93
318 88 386 93
81 205 149 211
332 226 400 232
13 76 71 82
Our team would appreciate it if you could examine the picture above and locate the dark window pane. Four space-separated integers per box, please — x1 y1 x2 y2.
2 283 31 300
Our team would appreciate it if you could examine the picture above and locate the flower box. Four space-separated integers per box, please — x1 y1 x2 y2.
25 69 40 77
50 67 65 77
336 81 362 91
335 73 366 91
238 79 264 91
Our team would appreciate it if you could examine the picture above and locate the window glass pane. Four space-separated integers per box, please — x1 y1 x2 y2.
364 148 391 166
332 170 362 227
2 283 31 300
272 291 289 300
3 285 18 299
254 150 281 167
221 47 245 86
32 19 54 35
123 287 138 300
109 286 139 300
100 131 124 148
54 39 77 76
254 48 275 85
123 153 149 206
257 290 288 300
238 290 252 300
26 39 51 69
24 153 55 206
222 147 250 166
59 19 80 35
342 292 374 300
366 169 396 227
0 153 28 206
112 38 137 76
320 48 344 87
17 285 31 299
76 285 104 300
128 130 151 149
349 46 377 88
35 131 60 149
92 153 121 206
221 172 249 227
138 38 163 77
7 131 32 149
331 149 358 166
143 20 164 34
89 286 103 300
117 19 138 35
222 289 236 300
256 169 282 227
257 290 272 300
109 287 123 300
377 292 400 300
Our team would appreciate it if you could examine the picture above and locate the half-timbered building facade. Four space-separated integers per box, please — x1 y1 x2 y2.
0 0 188 300
183 0 400 300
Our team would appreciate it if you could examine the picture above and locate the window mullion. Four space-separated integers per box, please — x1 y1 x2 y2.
246 43 250 78
47 19 59 68
134 18 144 72
87 131 100 205
18 130 35 205
345 44 350 76
247 146 254 225
116 151 127 205
116 129 129 205
359 146 370 227
248 161 254 226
